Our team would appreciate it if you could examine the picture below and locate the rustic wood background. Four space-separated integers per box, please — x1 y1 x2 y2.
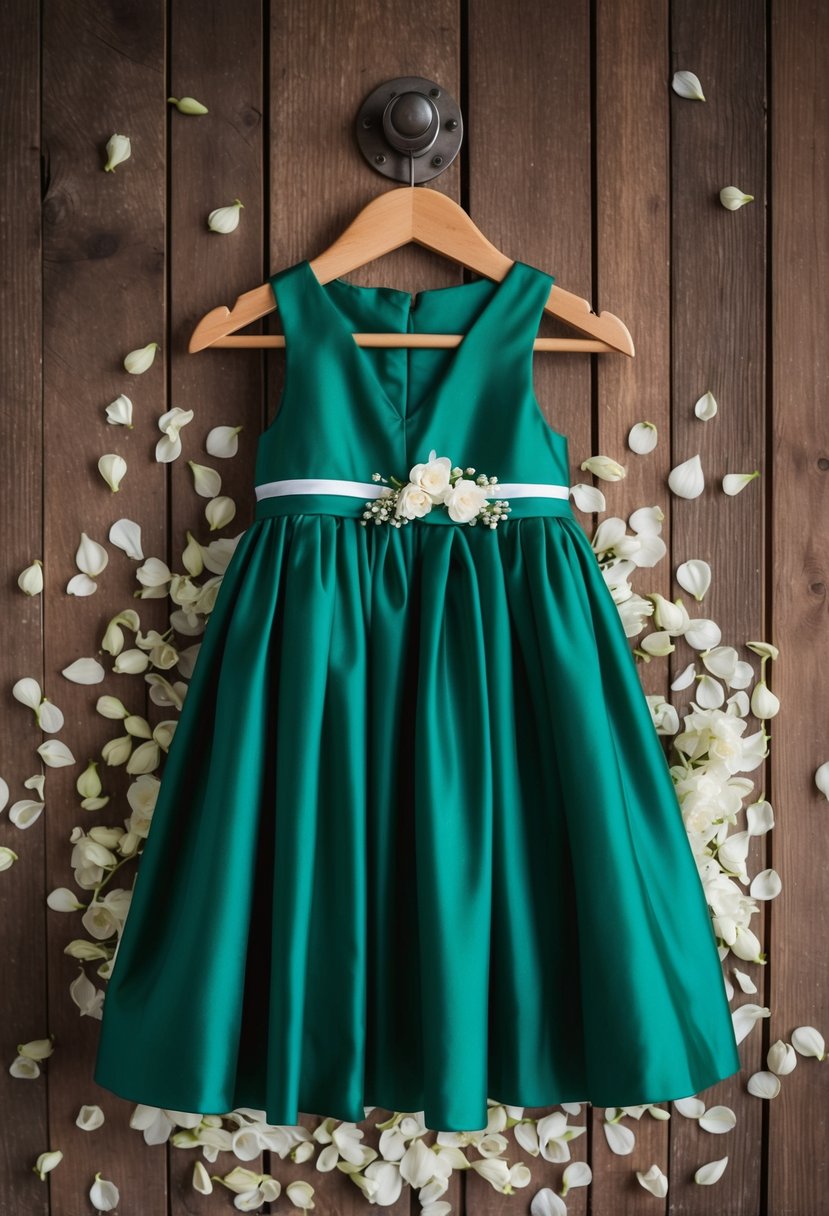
1 0 827 1213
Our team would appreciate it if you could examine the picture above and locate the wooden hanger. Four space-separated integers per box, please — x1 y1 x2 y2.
188 186 634 357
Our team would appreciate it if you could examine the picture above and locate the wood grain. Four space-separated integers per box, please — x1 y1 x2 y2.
1 0 826 1212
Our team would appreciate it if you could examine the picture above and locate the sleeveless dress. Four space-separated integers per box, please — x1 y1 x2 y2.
93 257 742 1132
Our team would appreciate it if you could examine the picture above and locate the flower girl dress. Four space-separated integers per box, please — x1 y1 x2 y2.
93 257 741 1131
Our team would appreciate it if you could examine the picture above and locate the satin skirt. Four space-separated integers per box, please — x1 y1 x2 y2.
93 511 741 1131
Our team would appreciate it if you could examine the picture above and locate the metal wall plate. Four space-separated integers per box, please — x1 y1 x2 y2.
355 76 463 184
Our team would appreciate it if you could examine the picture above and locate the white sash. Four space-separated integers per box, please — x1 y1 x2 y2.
255 477 570 501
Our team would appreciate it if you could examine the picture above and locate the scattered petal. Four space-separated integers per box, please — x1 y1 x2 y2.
123 342 159 374
205 495 236 530
76 533 108 578
749 868 781 901
90 1171 120 1212
628 421 658 453
580 454 626 481
636 1163 668 1197
34 1150 64 1179
750 680 780 719
732 1003 770 1045
668 453 704 498
9 799 45 829
18 558 43 595
816 761 829 800
723 470 760 496
61 657 106 684
66 573 98 597
672 70 706 100
188 460 222 497
207 198 244 233
694 390 718 420
36 739 76 767
747 1071 781 1099
206 425 243 458
791 1026 826 1060
570 482 606 513
0 846 18 870
98 453 127 492
694 1156 728 1185
109 518 144 559
676 558 711 601
76 1104 105 1130
167 95 209 114
105 393 133 426
103 133 131 172
767 1040 797 1075
720 186 754 210
698 1104 737 1134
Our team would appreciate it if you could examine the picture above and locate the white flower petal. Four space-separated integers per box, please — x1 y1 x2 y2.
670 662 697 691
66 573 98 596
0 846 19 870
723 470 760 496
76 532 109 578
580 454 626 481
815 761 829 800
188 460 222 497
636 1163 668 1197
37 700 65 733
123 342 159 374
570 482 606 513
12 677 42 711
698 1104 737 1134
76 1104 106 1130
61 657 106 684
18 558 43 595
105 393 133 426
98 453 127 493
684 617 721 650
89 1172 120 1212
628 421 658 453
109 518 144 559
155 433 181 463
732 1003 770 1045
673 1096 706 1118
676 558 711 601
530 1185 568 1215
668 453 705 498
672 70 706 100
36 739 75 767
694 390 718 420
602 1120 635 1154
791 1025 826 1060
749 868 781 901
9 798 45 829
694 1156 728 1185
168 95 209 115
207 198 244 233
747 1070 781 1099
206 425 243 458
720 185 754 210
767 1040 797 1075
103 133 131 172
205 495 236 531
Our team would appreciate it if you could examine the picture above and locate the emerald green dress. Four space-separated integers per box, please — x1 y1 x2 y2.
93 257 741 1132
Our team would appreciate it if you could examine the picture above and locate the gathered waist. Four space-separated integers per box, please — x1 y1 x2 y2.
253 477 574 523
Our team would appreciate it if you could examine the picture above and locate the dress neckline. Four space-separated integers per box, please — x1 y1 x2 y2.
300 258 527 424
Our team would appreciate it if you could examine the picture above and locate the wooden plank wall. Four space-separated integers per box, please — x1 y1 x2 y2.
1 0 826 1213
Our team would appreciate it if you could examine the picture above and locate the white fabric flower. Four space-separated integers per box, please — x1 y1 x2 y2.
395 484 434 520
408 449 452 500
444 478 490 522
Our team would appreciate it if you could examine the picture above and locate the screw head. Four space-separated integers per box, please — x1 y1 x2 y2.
375 153 386 164
432 155 443 166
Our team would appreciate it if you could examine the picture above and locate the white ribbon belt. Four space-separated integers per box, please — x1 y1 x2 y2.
255 477 570 501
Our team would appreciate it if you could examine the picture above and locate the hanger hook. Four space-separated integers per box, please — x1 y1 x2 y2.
409 150 415 188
